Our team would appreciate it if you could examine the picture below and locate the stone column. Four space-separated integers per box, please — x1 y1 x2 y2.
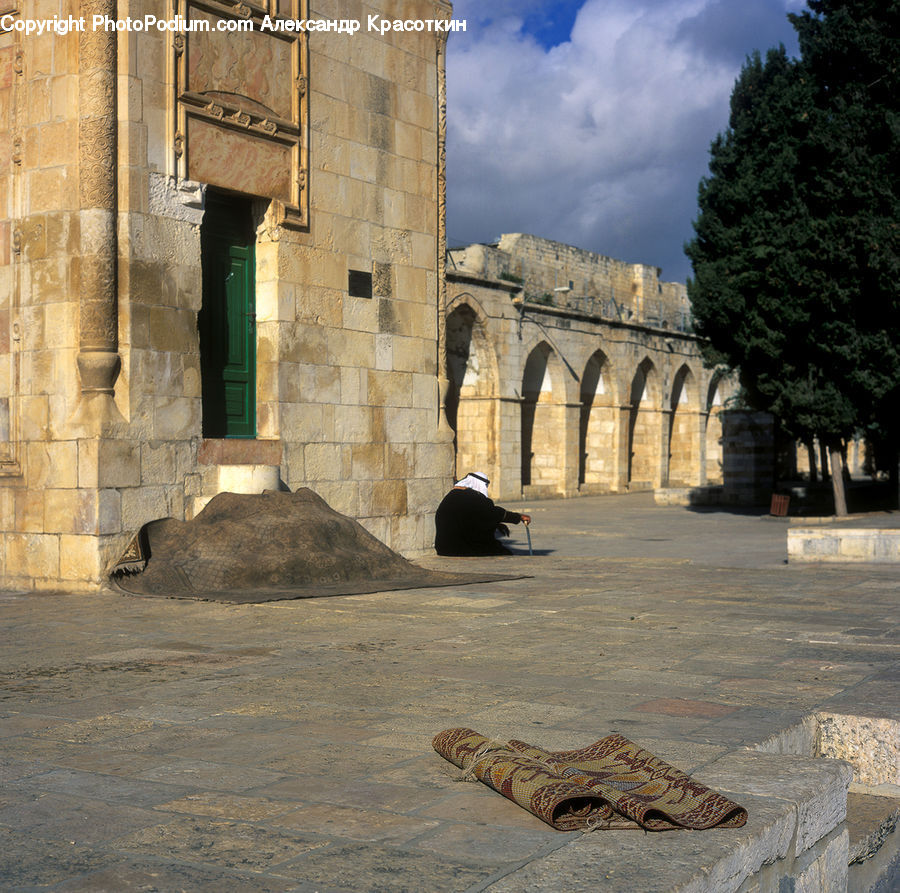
697 410 710 487
614 405 631 492
562 401 582 496
434 29 452 438
658 407 672 488
76 0 120 398
495 396 523 501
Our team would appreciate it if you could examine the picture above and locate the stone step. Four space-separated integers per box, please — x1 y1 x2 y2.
748 708 900 891
847 785 900 893
190 463 284 518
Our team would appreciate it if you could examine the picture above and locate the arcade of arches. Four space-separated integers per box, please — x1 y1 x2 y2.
444 243 737 504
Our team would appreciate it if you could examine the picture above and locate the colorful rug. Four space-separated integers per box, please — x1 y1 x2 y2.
432 728 748 831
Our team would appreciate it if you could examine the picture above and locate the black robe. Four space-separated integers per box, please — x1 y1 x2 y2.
434 488 524 556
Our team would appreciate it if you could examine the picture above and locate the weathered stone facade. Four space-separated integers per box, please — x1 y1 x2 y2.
445 234 736 502
0 0 455 590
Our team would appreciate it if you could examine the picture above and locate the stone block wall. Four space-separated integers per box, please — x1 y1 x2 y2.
449 232 692 331
0 0 454 591
263 6 454 549
0 0 86 588
721 411 775 505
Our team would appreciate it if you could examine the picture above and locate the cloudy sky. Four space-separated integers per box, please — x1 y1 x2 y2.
445 0 805 283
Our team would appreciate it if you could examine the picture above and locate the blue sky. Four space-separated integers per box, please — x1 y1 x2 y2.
445 0 805 282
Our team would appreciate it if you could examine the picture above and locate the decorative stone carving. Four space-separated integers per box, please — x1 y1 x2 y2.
436 29 452 436
77 0 120 396
78 117 116 208
173 0 309 229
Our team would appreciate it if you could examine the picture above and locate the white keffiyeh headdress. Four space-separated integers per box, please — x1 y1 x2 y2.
455 472 490 498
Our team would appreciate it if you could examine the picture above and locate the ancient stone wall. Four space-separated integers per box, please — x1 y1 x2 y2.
0 0 454 590
450 233 693 332
446 237 736 502
0 0 89 587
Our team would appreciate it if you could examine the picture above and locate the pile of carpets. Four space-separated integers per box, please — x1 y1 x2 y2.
112 489 521 602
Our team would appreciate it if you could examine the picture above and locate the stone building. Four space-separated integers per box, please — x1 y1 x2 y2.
0 0 456 591
445 234 737 502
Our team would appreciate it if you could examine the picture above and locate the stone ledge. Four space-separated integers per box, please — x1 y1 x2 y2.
817 713 900 788
788 528 900 563
485 749 852 893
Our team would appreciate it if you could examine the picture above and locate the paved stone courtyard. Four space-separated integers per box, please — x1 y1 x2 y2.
1 493 897 891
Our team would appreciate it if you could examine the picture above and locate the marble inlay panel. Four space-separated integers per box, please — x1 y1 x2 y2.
184 5 293 121
186 116 292 202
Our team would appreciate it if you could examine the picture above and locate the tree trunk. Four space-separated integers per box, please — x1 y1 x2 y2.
829 444 848 516
805 439 818 483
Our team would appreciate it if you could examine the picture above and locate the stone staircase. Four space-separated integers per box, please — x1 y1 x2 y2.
749 709 900 893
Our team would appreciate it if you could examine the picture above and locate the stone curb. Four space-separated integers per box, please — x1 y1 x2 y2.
788 528 900 563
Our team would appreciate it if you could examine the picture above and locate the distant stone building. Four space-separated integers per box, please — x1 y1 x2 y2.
0 0 455 590
445 234 736 502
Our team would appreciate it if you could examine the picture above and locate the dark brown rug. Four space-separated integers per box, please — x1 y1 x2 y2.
111 489 524 603
433 727 748 831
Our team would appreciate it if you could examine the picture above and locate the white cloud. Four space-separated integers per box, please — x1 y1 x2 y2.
446 0 801 281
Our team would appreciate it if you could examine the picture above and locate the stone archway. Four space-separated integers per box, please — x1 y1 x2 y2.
627 358 661 488
521 342 565 493
668 364 700 486
579 350 617 490
445 302 499 482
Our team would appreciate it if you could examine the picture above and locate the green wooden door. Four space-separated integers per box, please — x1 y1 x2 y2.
200 195 256 438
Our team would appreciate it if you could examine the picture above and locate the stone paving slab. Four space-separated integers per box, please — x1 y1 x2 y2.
0 493 897 891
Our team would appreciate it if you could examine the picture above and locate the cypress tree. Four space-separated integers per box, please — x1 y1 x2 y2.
686 0 900 513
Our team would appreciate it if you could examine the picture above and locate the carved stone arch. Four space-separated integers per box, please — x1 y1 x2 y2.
581 349 616 405
445 295 501 481
579 349 618 489
521 339 566 403
627 357 662 488
670 363 699 411
445 295 500 401
669 364 701 486
630 356 661 408
520 341 566 492
706 372 724 412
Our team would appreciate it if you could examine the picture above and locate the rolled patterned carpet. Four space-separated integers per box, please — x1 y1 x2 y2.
432 727 747 831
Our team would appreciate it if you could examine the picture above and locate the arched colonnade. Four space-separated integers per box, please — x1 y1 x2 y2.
445 291 732 502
